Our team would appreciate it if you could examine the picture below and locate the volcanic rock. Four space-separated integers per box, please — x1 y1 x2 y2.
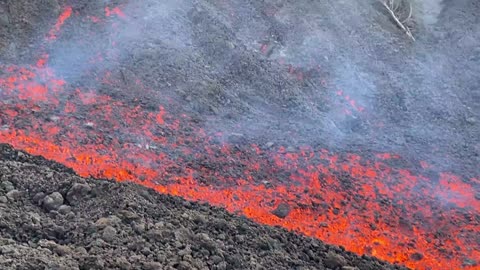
410 252 423 261
115 257 132 270
41 192 64 211
1 181 14 192
57 205 72 215
466 117 476 125
271 203 291 218
463 258 477 267
0 10 8 26
101 226 117 242
143 261 163 270
0 196 7 203
32 192 46 204
325 251 348 268
66 183 91 204
6 189 22 201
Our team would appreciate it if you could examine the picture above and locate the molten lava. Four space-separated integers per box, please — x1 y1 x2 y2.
0 5 478 270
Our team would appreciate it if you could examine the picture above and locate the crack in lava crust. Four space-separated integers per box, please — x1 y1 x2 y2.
0 4 479 270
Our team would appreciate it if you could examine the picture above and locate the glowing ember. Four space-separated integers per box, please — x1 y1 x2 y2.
0 4 478 270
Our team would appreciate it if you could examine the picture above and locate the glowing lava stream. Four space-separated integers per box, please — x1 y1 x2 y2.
0 5 479 270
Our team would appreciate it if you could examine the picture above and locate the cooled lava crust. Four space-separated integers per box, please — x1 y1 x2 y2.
0 1 479 270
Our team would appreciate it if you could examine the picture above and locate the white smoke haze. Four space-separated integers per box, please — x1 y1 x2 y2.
22 0 479 179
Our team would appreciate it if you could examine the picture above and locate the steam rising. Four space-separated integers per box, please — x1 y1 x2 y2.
41 0 480 179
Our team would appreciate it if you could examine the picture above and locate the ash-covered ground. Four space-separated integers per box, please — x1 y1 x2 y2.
0 144 407 270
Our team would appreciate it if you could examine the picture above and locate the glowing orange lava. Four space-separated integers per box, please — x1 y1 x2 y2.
0 5 478 270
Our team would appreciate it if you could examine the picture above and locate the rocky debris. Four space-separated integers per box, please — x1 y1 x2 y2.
41 192 64 211
466 117 476 125
463 258 477 267
0 147 407 270
325 251 348 269
271 203 291 218
58 205 72 214
6 189 22 201
410 252 423 261
66 183 91 205
101 226 117 242
1 180 14 192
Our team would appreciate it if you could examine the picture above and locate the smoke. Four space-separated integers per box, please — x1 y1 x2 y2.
19 0 478 179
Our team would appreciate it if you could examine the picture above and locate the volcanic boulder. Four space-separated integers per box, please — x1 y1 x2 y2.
271 203 291 218
41 192 64 211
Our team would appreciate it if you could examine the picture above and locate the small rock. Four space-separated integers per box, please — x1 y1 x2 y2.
0 13 10 27
211 255 223 265
58 205 72 215
0 245 19 256
325 251 347 268
319 222 328 228
271 203 291 218
411 252 423 261
196 233 216 251
54 244 71 256
38 239 57 248
226 41 235 49
101 226 117 242
27 212 41 224
81 256 105 269
42 192 64 211
192 213 207 224
265 142 275 148
0 238 16 245
118 210 139 221
32 192 46 204
342 267 360 270
1 181 14 192
463 258 477 267
116 257 132 270
91 238 107 247
235 235 245 243
6 190 22 201
66 183 91 205
475 193 480 201
76 247 88 255
0 196 7 203
286 146 295 152
143 262 163 270
178 246 192 257
466 117 476 125
95 217 111 229
216 261 227 270
176 261 192 270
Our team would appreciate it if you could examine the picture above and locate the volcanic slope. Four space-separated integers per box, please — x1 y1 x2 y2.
0 144 406 270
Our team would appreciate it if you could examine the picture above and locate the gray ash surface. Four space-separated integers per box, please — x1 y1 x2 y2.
0 144 407 270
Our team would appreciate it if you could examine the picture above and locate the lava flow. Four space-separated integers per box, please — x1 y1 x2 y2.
0 4 479 270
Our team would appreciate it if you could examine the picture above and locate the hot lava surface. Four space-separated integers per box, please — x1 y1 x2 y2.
0 1 479 270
